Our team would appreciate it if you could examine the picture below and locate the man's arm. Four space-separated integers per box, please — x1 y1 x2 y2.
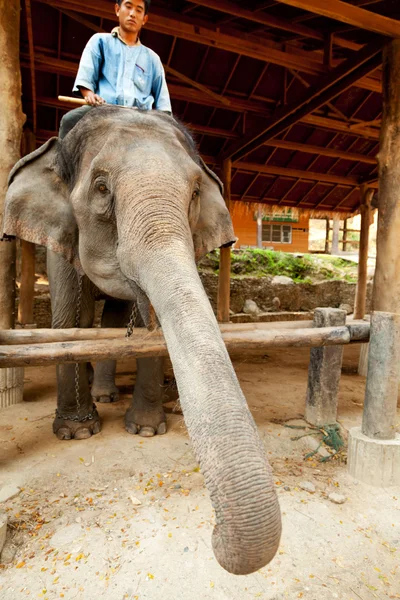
152 58 172 114
73 35 106 106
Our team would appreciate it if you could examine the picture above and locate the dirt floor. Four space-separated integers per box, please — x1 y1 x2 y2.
0 345 399 600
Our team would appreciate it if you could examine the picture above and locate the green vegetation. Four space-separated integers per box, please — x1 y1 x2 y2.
198 249 358 283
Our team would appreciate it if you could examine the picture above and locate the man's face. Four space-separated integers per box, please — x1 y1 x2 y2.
115 0 148 34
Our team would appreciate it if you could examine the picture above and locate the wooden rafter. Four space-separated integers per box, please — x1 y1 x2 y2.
186 0 362 51
23 47 380 142
275 0 400 38
264 139 377 164
222 40 383 162
33 0 381 94
234 162 360 186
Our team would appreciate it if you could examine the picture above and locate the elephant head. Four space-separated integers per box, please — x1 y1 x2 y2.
3 106 281 575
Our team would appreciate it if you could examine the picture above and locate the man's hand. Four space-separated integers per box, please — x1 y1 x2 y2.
81 88 106 106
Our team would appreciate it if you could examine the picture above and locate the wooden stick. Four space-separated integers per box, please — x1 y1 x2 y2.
0 324 370 368
0 321 315 345
58 95 86 106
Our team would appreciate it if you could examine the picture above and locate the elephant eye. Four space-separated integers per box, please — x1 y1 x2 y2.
97 183 108 193
192 189 199 201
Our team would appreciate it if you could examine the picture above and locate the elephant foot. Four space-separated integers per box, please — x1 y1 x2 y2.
124 404 167 437
91 382 120 404
53 409 101 441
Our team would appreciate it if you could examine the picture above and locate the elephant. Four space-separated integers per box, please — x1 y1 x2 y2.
3 106 281 575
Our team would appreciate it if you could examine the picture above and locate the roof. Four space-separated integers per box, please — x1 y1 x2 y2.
20 0 398 215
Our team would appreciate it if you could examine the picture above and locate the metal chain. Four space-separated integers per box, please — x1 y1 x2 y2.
74 274 84 415
125 302 138 338
55 405 98 423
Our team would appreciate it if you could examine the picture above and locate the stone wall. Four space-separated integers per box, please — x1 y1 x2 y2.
20 271 371 328
199 273 372 315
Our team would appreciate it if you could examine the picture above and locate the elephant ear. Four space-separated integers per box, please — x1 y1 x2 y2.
3 137 81 270
192 157 237 261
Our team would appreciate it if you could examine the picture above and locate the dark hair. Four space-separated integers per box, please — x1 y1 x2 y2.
116 0 150 14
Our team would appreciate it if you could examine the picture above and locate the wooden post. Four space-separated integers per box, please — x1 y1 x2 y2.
18 241 36 325
354 185 373 320
0 0 25 407
331 215 340 254
325 218 330 253
342 218 347 251
361 40 400 441
217 159 232 323
305 307 346 426
18 130 36 326
256 204 263 248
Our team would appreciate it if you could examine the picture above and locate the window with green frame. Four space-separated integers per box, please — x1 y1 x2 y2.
262 223 292 244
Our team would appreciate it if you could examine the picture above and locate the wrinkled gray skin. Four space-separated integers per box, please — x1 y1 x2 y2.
4 107 281 575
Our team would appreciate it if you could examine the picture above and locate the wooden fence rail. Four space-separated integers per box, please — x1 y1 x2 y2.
0 323 370 368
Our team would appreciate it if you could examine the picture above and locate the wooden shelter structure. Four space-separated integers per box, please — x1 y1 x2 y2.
0 0 400 485
14 0 399 323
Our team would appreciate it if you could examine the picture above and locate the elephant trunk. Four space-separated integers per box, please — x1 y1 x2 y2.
130 244 281 575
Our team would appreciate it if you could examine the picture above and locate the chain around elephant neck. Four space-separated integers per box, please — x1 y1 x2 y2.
125 302 138 338
74 274 83 413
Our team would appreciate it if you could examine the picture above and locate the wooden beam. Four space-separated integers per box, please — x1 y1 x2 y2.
236 161 360 186
275 0 400 38
186 0 362 51
0 322 320 345
223 41 383 162
164 65 231 106
217 159 232 323
354 185 373 320
33 0 381 93
265 138 377 164
34 92 380 142
0 324 370 368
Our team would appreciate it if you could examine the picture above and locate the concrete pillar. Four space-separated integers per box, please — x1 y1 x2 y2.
331 216 340 254
305 308 346 427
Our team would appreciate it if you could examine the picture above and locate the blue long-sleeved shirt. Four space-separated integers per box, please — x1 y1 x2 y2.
72 29 172 112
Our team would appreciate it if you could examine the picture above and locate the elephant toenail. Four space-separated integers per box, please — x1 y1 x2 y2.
157 422 167 435
139 426 155 437
125 422 139 435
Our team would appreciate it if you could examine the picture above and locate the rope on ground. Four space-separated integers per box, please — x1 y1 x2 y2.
285 423 344 462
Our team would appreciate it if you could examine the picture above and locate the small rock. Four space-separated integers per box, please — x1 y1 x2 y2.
272 297 281 310
339 303 353 315
183 546 189 553
129 496 142 506
328 492 346 504
0 485 21 503
283 486 291 492
299 481 316 494
174 484 181 489
0 543 16 564
243 299 260 315
0 512 7 554
272 275 294 285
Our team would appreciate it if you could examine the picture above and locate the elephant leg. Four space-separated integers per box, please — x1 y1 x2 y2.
125 356 167 437
91 299 133 403
47 250 100 440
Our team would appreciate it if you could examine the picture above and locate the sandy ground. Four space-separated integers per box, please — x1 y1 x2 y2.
0 345 399 600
